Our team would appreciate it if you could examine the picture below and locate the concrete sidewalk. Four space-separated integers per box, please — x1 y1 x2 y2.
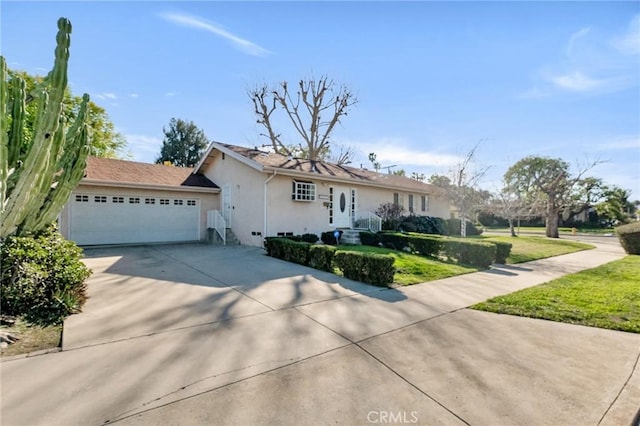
1 238 638 425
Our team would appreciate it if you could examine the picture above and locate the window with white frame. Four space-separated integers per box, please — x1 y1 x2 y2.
421 195 429 212
75 195 88 202
408 194 414 213
160 199 170 205
94 196 107 203
292 181 316 201
187 200 196 206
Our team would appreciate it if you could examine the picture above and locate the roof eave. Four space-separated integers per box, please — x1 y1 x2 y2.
195 141 264 173
79 179 220 193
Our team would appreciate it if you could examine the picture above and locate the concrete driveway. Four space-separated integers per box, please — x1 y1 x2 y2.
1 240 638 425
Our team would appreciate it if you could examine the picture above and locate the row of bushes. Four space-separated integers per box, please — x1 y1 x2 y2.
360 231 512 268
1 226 91 325
384 215 483 236
264 237 395 286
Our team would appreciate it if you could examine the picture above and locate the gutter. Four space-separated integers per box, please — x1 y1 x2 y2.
264 170 277 238
80 179 220 194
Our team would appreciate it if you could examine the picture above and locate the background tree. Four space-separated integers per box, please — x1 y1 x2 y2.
8 69 126 158
485 187 536 236
595 185 634 226
155 118 209 167
249 76 357 165
504 156 600 238
429 143 489 237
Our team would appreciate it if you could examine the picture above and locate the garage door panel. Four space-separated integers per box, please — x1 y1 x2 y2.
70 194 200 245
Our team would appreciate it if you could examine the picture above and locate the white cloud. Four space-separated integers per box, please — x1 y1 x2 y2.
165 91 178 97
347 138 463 168
160 12 271 57
550 71 609 92
124 134 162 163
596 136 640 151
567 27 591 56
103 93 117 100
129 93 139 99
612 14 640 56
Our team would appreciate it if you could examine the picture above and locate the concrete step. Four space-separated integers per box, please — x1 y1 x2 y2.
340 230 361 245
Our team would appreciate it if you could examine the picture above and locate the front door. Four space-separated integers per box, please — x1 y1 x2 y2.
332 186 351 228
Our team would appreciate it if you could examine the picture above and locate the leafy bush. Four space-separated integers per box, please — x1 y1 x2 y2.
446 218 483 236
321 230 343 245
407 234 444 257
492 241 513 264
1 226 91 325
376 202 405 231
378 232 411 251
308 245 336 272
334 251 395 286
441 239 496 268
399 215 448 235
616 222 640 255
359 231 382 246
300 233 319 244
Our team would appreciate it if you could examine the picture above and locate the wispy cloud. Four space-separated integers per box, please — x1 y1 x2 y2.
129 93 139 99
160 12 271 57
164 91 178 98
595 135 640 151
124 134 162 162
519 15 639 99
94 92 118 100
611 14 640 56
347 138 463 168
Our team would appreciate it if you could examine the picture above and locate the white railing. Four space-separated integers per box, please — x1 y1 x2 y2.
352 212 382 233
207 210 226 245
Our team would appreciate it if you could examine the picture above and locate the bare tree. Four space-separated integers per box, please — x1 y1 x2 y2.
249 76 357 165
430 143 489 237
486 187 537 237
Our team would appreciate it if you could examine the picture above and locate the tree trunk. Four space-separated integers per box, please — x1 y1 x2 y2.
546 211 560 238
508 218 516 237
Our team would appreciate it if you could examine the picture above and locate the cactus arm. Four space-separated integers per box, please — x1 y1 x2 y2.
25 94 90 232
0 18 72 238
7 75 26 168
0 57 8 217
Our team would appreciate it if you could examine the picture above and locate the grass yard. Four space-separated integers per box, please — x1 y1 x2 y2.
485 226 615 235
478 235 594 263
0 319 62 358
335 245 480 285
473 256 640 333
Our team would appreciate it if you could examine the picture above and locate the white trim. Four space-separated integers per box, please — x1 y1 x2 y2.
80 179 220 193
195 141 265 173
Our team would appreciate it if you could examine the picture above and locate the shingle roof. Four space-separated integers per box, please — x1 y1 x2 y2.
84 157 218 189
218 143 443 194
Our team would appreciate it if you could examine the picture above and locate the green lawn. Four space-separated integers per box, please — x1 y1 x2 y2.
477 235 594 263
485 226 615 235
473 256 640 333
335 245 479 285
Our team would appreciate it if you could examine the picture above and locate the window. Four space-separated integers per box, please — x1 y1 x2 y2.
174 199 183 206
421 195 428 212
160 199 170 205
393 193 399 206
112 196 124 204
94 196 107 203
187 200 196 206
129 197 140 204
351 189 356 222
408 194 414 213
292 181 316 201
144 198 156 205
75 195 88 202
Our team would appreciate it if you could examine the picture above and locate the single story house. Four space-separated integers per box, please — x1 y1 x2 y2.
60 142 451 247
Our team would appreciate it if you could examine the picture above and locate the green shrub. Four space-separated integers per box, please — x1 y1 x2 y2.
1 226 92 326
446 218 483 236
378 232 411 251
492 241 513 264
334 251 395 286
308 245 336 272
442 239 496 268
407 234 444 257
616 222 640 255
300 233 319 244
359 231 382 246
399 216 448 235
321 230 343 245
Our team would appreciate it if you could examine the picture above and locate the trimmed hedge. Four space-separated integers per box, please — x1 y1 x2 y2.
360 231 507 268
334 251 395 286
287 233 319 244
493 241 513 264
399 215 448 235
446 218 483 236
616 222 640 255
264 237 311 265
308 245 337 271
321 230 343 245
1 226 92 325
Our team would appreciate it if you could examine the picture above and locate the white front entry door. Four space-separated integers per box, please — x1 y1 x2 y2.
332 186 351 228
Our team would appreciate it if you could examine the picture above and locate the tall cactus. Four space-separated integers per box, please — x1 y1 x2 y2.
0 18 90 239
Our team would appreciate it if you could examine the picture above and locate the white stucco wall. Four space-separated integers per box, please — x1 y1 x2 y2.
59 183 219 242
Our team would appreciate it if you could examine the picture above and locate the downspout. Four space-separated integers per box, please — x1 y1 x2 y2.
264 170 277 239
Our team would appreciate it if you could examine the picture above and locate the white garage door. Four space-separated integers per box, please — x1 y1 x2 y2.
69 193 200 245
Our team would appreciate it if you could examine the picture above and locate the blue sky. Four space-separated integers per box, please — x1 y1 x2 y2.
2 1 639 197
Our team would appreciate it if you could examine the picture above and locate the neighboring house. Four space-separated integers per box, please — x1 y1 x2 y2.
58 157 219 245
60 142 450 247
